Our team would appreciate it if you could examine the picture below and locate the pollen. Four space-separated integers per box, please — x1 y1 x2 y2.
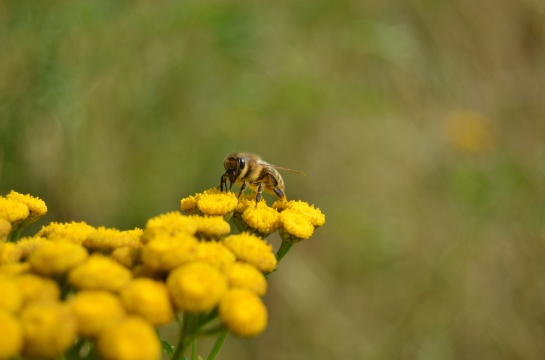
222 233 277 273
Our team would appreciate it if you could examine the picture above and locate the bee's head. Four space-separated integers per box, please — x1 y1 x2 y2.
223 154 246 187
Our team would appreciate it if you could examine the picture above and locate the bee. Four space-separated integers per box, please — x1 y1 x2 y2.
220 152 305 204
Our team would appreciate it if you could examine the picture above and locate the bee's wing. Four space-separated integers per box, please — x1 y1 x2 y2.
257 161 306 176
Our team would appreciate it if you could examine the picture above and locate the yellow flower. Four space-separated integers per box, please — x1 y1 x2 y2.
0 310 23 359
68 254 132 292
20 302 77 359
0 218 11 241
235 193 261 214
14 273 60 306
241 203 281 236
0 242 22 265
167 261 228 313
223 233 277 273
120 278 174 326
274 200 326 227
180 194 198 215
29 240 88 276
195 188 238 216
225 262 267 296
219 288 267 337
0 275 22 313
84 227 142 252
37 221 97 244
15 236 46 260
6 190 47 223
70 290 126 338
279 209 315 241
191 215 231 239
141 233 198 272
97 316 161 360
0 262 31 276
194 241 236 271
111 246 141 269
141 211 197 243
0 196 29 224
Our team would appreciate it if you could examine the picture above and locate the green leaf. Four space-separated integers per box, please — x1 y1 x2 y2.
161 339 175 356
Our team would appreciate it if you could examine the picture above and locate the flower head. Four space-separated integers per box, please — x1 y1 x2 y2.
84 227 142 252
70 290 125 338
219 288 267 337
15 236 47 260
37 221 97 245
141 211 197 243
0 242 22 265
29 240 88 276
223 233 277 273
14 273 60 306
97 316 161 360
0 197 29 225
68 254 132 292
194 240 236 271
0 275 22 313
20 302 77 359
111 246 141 269
6 191 47 223
120 278 174 326
240 203 281 236
167 261 228 313
196 188 238 216
141 233 198 272
191 215 231 239
0 262 31 276
279 209 315 242
274 200 325 227
0 218 11 241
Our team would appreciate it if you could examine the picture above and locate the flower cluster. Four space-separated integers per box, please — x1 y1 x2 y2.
0 188 325 360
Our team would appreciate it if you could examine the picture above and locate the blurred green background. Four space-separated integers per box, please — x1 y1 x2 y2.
2 0 545 359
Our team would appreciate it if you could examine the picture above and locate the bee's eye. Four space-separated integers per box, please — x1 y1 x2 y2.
238 158 245 170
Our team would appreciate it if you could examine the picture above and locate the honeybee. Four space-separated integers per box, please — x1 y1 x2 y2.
220 152 305 204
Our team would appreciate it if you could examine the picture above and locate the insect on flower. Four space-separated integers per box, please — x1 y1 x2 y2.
220 152 305 204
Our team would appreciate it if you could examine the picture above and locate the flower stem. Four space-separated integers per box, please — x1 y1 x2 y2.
276 240 294 263
207 330 229 360
191 338 198 360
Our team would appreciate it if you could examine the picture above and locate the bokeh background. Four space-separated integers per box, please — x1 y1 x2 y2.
2 0 545 359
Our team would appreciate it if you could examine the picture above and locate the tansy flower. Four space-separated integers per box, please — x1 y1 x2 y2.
279 209 315 242
68 254 132 292
0 218 11 241
240 203 281 237
274 200 326 227
97 316 161 360
180 194 198 215
0 310 23 359
29 241 88 276
20 302 77 359
141 211 198 243
195 188 238 217
14 273 60 306
0 196 29 223
167 261 228 313
0 275 22 313
111 246 141 269
6 191 47 223
225 262 268 296
37 221 97 245
70 290 126 338
235 193 263 214
194 241 236 271
223 233 277 273
0 242 22 265
219 288 267 337
120 278 174 326
141 233 198 272
84 227 142 252
191 215 231 239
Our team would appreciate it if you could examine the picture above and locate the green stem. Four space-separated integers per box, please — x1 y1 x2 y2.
276 240 294 263
191 338 198 360
207 331 229 360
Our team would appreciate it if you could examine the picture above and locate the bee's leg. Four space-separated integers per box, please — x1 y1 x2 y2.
273 187 286 200
237 180 247 198
220 173 227 192
255 182 264 205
